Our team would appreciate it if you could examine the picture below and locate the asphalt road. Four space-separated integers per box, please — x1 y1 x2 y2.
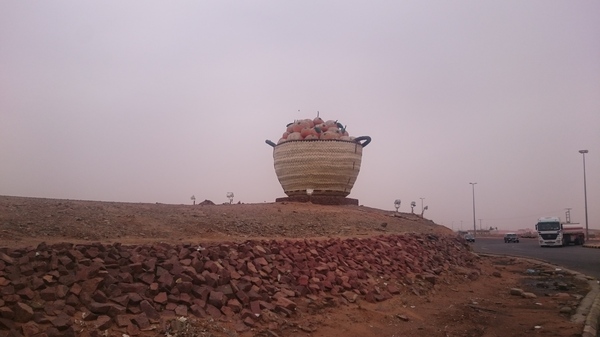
471 237 600 279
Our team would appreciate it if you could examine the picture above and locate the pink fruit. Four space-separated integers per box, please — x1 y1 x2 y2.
287 132 303 140
320 130 340 140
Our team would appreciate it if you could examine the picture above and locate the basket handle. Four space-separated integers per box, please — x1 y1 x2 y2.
265 139 276 148
354 136 371 147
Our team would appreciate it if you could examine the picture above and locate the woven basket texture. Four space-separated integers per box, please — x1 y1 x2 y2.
273 139 364 197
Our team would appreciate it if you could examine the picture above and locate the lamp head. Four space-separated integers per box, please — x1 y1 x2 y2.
579 150 588 154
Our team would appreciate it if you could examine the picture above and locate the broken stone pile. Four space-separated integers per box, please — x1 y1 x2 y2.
0 234 475 336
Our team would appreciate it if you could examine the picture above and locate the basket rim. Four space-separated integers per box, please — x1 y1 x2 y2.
273 138 368 147
266 136 371 148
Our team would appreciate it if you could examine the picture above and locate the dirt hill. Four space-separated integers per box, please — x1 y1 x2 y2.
0 196 449 247
0 196 591 337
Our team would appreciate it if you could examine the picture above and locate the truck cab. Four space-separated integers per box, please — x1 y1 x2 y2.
535 216 585 247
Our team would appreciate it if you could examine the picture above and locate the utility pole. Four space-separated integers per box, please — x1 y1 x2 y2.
578 150 589 239
469 183 477 238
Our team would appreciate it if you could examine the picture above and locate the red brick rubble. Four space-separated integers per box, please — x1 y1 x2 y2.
0 234 477 336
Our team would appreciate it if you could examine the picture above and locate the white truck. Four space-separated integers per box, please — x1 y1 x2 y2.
535 216 585 247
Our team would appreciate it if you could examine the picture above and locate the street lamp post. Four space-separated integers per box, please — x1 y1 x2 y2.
579 150 589 240
420 198 425 213
469 183 477 237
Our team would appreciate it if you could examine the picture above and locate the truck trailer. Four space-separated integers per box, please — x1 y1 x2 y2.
535 216 585 247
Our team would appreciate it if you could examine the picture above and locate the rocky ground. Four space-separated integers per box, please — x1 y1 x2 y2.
0 196 594 337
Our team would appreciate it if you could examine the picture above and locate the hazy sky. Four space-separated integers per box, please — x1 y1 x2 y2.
1 1 598 231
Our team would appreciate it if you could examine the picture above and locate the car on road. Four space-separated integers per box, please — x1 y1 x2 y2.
504 233 520 243
464 234 475 242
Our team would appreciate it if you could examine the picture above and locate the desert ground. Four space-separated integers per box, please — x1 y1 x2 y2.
0 195 595 337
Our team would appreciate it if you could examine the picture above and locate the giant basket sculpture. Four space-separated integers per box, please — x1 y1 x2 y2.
265 136 371 197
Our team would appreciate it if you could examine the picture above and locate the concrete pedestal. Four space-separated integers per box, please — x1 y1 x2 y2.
275 195 359 205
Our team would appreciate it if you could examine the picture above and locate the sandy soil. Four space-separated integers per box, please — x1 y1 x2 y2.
0 196 593 337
